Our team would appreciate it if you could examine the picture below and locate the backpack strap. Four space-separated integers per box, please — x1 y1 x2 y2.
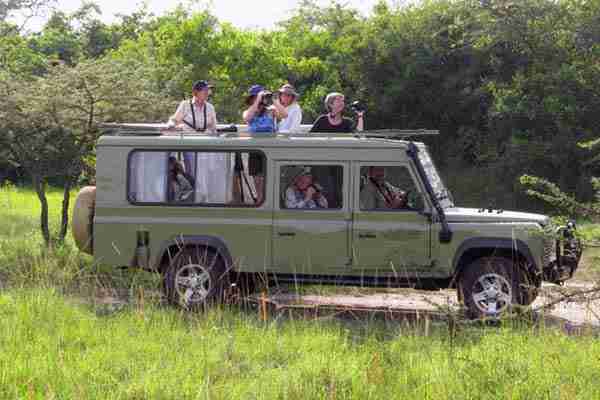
183 100 209 132
182 100 196 130
190 100 196 129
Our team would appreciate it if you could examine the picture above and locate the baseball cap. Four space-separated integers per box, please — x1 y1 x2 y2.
248 84 264 97
192 80 212 91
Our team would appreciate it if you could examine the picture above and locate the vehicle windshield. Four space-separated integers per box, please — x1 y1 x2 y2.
416 144 454 209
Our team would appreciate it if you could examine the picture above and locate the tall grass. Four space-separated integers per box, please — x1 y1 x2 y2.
2 184 600 399
2 288 600 399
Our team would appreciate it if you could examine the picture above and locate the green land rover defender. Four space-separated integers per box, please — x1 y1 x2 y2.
72 124 582 317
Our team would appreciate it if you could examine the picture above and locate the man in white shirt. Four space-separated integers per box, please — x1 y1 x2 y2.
167 80 218 176
273 83 302 133
168 80 217 134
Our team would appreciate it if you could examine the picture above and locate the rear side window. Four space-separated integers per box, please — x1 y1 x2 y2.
128 150 265 206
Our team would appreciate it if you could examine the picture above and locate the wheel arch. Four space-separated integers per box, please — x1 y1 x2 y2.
154 235 233 274
451 237 537 287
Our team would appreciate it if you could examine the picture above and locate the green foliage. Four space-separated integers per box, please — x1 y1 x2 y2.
520 174 599 220
0 57 175 245
0 23 47 75
2 0 600 212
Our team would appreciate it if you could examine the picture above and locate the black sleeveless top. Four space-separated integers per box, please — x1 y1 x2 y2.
310 115 354 133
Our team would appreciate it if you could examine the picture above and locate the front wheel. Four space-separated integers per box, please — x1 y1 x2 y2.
459 256 519 318
164 246 228 309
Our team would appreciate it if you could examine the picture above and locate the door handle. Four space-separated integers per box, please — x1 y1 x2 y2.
359 233 377 239
278 232 296 237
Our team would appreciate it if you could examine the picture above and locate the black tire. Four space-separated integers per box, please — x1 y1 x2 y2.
164 246 229 309
459 256 521 318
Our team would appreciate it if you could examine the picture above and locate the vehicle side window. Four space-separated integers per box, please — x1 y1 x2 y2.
359 165 423 211
127 150 265 206
280 165 343 210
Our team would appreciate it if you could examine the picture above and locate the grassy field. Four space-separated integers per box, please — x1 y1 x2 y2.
2 184 600 399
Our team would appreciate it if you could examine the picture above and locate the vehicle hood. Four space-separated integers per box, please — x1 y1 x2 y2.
444 207 549 225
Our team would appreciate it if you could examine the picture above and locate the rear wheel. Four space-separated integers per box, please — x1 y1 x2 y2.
164 246 229 309
459 256 519 318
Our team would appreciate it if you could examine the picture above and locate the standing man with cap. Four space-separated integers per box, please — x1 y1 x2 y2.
272 83 302 133
167 80 218 176
168 80 217 134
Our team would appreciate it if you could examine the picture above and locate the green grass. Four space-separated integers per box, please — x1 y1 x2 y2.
2 288 600 399
2 184 600 399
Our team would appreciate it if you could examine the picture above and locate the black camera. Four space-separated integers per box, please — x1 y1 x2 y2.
351 100 365 113
260 91 273 107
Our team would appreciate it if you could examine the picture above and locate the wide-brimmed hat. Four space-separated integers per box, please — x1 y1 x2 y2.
277 83 299 98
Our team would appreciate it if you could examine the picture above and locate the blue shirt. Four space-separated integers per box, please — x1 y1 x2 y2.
249 112 276 134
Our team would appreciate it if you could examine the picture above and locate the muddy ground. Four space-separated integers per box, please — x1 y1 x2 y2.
256 281 600 329
253 248 600 328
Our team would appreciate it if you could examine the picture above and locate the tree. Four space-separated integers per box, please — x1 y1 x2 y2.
0 58 174 246
0 0 54 28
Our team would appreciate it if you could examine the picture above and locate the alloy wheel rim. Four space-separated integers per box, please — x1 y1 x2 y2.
174 264 212 306
471 273 512 315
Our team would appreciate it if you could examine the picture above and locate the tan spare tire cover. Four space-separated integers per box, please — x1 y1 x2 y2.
72 186 96 255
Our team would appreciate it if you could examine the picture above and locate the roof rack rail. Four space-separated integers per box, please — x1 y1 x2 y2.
100 123 166 136
358 129 439 139
99 123 439 140
274 129 438 140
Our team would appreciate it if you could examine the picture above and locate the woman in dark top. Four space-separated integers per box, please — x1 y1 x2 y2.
310 92 364 133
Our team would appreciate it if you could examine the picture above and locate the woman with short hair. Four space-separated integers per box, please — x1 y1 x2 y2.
310 92 364 133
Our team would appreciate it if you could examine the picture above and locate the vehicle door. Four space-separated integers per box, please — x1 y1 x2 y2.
351 163 432 274
272 161 351 274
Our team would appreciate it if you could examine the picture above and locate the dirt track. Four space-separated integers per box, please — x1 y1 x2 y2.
258 282 600 328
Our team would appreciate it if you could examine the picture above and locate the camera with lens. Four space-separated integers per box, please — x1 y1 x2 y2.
309 183 323 193
260 90 274 107
351 100 365 113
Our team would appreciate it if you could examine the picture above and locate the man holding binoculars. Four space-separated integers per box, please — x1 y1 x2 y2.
360 166 408 210
285 167 328 209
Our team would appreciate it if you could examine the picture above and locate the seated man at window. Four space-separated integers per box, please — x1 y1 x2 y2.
285 168 328 209
360 166 407 210
167 156 194 202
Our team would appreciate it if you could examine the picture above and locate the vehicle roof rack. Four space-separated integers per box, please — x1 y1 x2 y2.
100 123 166 136
357 129 439 139
99 123 439 140
273 129 438 140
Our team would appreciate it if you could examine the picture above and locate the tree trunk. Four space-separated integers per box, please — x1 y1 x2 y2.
33 175 51 247
58 178 73 243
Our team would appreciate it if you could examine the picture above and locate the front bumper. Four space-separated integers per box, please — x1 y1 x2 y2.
542 222 583 284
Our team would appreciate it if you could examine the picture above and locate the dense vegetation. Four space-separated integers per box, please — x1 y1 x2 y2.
1 0 599 213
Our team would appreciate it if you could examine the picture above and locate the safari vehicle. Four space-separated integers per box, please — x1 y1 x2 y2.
72 124 582 317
